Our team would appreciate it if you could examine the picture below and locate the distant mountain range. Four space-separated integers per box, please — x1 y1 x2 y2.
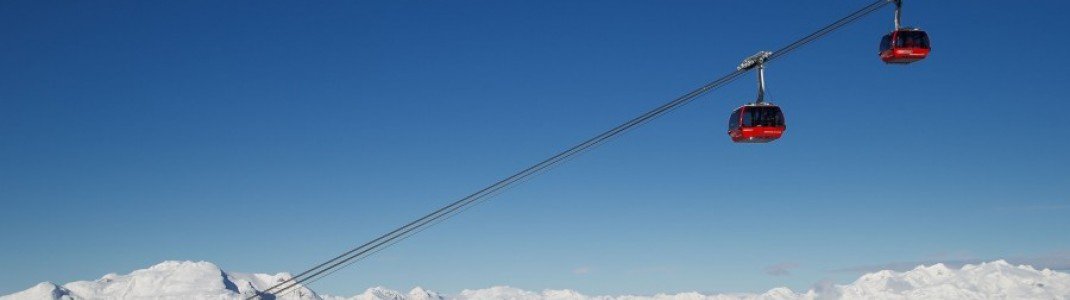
4 260 1069 299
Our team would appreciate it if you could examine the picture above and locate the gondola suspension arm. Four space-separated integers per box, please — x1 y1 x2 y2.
737 51 772 104
894 0 903 30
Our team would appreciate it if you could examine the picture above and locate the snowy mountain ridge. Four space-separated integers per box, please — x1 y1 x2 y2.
1 261 317 300
4 260 1070 300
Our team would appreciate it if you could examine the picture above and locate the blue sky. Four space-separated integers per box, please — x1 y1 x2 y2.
2 0 1068 296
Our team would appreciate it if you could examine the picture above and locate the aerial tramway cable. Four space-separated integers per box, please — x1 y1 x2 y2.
252 0 895 298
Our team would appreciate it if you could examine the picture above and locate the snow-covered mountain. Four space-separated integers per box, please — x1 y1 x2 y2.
4 260 1069 300
1 261 317 300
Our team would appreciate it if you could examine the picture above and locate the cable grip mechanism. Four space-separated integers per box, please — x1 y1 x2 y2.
738 51 772 103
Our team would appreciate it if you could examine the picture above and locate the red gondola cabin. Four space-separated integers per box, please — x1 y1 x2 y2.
880 29 930 64
728 103 785 143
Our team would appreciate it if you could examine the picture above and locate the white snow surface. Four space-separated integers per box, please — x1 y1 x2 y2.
4 260 1070 300
1 261 317 300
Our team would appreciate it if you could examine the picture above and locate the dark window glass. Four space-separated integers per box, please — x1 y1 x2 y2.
745 106 785 127
895 31 930 49
917 32 931 48
880 34 892 52
729 109 741 129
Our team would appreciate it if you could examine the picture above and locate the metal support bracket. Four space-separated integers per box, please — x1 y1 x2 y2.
738 51 772 103
894 0 902 30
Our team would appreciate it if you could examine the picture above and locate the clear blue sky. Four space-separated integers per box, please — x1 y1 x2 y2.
2 0 1068 296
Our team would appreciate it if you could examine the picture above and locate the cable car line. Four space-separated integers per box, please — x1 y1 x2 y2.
768 0 891 62
299 171 544 290
252 0 897 298
256 66 746 299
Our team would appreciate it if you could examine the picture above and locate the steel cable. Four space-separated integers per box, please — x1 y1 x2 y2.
252 0 894 298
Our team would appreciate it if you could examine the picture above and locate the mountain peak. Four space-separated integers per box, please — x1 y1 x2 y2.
0 282 73 300
147 260 219 271
2 261 317 300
